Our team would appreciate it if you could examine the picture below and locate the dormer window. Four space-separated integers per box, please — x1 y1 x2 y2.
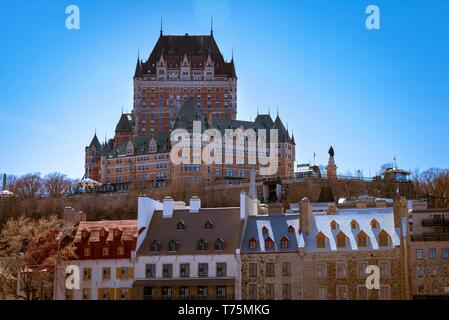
151 241 162 252
100 228 106 238
248 237 257 249
177 221 186 231
357 231 368 248
280 236 289 249
316 232 327 249
117 246 125 256
197 239 208 251
351 220 358 230
262 226 269 235
265 237 274 249
371 219 379 229
378 230 390 247
168 240 180 252
102 247 109 256
84 247 91 257
215 238 225 251
81 230 89 241
331 221 338 231
204 220 214 230
288 225 295 233
113 228 121 239
336 232 348 248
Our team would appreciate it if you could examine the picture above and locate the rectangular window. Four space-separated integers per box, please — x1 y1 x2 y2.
216 286 227 299
179 287 190 299
282 284 291 300
83 268 91 281
317 287 327 300
180 263 190 278
266 263 275 277
143 287 155 300
429 248 437 260
145 264 156 278
416 249 424 260
82 288 91 300
216 263 227 277
357 286 368 300
417 267 424 278
198 263 209 277
265 284 275 300
198 286 208 298
336 286 348 300
358 262 368 278
102 268 111 280
118 288 129 301
444 248 449 259
248 284 258 300
162 264 173 278
282 262 291 276
316 263 327 279
430 267 438 277
249 263 258 277
336 262 347 279
379 261 391 277
162 287 172 299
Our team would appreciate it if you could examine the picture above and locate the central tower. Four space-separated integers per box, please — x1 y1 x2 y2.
133 29 237 136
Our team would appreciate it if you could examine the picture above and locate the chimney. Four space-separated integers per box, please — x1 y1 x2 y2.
163 197 175 219
189 196 201 213
393 196 407 228
356 200 367 209
300 198 312 233
2 174 6 191
240 191 247 220
328 203 337 215
375 199 386 208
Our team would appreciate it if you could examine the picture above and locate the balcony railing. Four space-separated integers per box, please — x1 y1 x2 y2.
422 219 449 227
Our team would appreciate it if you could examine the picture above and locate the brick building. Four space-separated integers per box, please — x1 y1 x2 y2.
409 200 449 299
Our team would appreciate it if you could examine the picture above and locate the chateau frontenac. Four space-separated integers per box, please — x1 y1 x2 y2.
85 30 295 190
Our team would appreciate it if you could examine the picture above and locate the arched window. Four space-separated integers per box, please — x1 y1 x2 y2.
117 246 125 256
168 240 179 252
102 246 109 256
316 232 327 249
215 238 225 251
331 221 338 231
204 220 214 230
288 225 295 233
83 247 91 257
262 226 269 235
265 237 274 249
357 231 368 248
177 221 186 231
197 239 208 251
336 232 347 248
151 241 161 252
280 236 289 249
248 237 257 249
378 230 390 247
371 219 379 229
351 220 358 231
113 228 121 239
100 228 107 238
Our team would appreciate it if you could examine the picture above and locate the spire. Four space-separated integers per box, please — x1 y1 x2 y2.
277 106 279 117
2 173 6 191
160 17 163 36
231 47 234 61
257 106 259 115
210 16 214 36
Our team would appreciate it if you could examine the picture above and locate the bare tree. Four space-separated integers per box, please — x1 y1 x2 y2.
15 173 43 199
43 173 72 198
414 168 449 208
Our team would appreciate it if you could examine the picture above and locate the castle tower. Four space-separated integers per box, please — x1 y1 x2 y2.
326 146 337 179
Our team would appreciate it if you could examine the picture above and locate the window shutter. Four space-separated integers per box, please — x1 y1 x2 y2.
128 267 134 279
128 288 133 300
115 288 120 301
116 267 121 280
109 288 115 300
98 288 103 301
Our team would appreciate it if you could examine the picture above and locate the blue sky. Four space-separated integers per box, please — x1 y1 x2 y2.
0 0 448 179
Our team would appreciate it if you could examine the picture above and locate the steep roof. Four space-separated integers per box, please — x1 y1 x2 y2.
173 97 207 131
318 187 335 203
115 113 133 133
137 207 243 256
135 34 236 78
88 134 101 150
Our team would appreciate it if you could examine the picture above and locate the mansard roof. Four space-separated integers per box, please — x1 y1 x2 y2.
135 34 236 78
113 133 171 156
173 97 207 131
115 113 133 133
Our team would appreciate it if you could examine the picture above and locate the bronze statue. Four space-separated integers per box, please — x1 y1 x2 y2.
329 146 335 159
